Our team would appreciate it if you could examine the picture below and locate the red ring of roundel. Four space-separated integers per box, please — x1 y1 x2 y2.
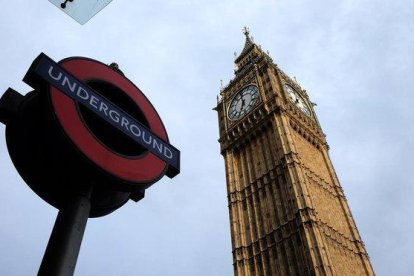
49 57 168 185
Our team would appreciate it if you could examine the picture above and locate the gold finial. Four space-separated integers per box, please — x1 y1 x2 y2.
243 26 250 37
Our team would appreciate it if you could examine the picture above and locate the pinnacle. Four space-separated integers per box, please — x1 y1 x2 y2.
235 27 256 62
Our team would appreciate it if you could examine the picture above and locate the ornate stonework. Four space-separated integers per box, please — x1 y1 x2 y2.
215 30 375 275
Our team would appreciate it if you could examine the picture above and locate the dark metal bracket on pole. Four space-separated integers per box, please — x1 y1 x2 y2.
0 88 24 125
38 184 92 276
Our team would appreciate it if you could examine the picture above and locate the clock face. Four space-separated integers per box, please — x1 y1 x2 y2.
284 84 311 116
228 85 259 121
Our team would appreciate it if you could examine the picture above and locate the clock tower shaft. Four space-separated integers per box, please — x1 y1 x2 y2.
215 30 375 276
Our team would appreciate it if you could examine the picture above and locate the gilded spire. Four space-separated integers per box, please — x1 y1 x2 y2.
235 27 256 63
243 26 250 38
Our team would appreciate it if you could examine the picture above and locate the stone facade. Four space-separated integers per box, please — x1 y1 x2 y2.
215 30 375 276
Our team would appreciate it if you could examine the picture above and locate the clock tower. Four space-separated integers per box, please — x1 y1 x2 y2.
215 29 375 275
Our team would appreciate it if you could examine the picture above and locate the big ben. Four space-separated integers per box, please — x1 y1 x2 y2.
215 28 375 275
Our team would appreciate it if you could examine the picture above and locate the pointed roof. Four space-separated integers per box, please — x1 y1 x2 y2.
235 27 256 63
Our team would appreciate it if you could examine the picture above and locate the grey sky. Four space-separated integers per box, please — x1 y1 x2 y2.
0 0 413 275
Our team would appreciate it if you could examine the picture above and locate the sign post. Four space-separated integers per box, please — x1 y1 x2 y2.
0 53 180 275
38 184 92 276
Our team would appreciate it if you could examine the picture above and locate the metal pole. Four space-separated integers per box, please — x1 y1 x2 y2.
38 187 92 276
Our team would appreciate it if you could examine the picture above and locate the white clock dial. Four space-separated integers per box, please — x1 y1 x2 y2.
228 85 259 121
284 84 311 116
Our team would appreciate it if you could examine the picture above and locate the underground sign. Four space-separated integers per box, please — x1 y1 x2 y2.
24 53 180 184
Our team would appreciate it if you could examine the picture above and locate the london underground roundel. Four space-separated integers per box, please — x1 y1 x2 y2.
26 53 180 186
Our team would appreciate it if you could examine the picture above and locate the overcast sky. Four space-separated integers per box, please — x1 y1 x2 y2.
0 0 413 275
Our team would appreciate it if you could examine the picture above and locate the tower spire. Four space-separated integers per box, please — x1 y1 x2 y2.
235 27 256 63
242 26 254 46
243 26 250 38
